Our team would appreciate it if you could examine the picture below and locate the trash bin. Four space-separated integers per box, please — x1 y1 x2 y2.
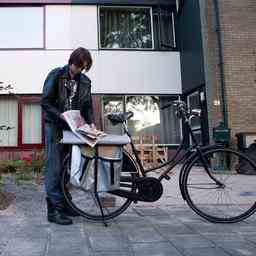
236 132 256 152
212 122 231 170
235 132 256 175
213 121 230 145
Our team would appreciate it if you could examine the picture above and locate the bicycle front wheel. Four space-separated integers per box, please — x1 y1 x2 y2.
183 148 256 223
61 150 139 221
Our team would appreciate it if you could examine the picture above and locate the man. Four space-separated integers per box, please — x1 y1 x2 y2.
41 47 94 225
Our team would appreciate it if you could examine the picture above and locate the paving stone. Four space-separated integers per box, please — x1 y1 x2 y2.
134 207 169 216
145 215 183 225
90 252 133 256
241 233 256 245
217 241 256 256
201 233 246 243
126 227 166 243
132 242 183 256
182 247 230 256
155 224 196 236
167 234 215 250
186 222 253 234
2 237 46 256
88 233 129 251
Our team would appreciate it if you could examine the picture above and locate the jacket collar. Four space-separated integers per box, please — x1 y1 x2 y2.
60 64 90 83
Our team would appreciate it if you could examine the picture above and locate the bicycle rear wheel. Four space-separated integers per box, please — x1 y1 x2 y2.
61 150 139 221
183 148 256 223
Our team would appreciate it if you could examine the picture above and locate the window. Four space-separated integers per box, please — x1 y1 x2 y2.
0 97 42 148
0 7 44 49
0 99 18 146
99 6 153 49
102 95 181 145
152 7 176 50
22 103 42 144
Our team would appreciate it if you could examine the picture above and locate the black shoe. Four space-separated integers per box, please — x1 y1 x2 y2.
62 192 80 217
46 197 73 225
62 203 80 217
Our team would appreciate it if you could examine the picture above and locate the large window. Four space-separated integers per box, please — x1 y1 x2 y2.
0 7 44 49
99 6 176 50
0 99 18 147
102 95 181 145
99 6 153 49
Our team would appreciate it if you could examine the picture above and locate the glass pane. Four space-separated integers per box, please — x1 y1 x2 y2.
22 104 42 144
102 96 124 135
126 96 160 144
0 99 18 146
159 96 181 144
160 10 174 47
100 7 153 49
0 7 44 48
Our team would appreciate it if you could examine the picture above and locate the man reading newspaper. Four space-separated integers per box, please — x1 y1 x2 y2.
41 48 95 225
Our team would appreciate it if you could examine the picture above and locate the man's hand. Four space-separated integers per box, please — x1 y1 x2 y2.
89 123 96 130
60 113 65 121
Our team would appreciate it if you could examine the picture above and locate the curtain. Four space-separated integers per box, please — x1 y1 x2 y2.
0 99 18 146
22 104 42 144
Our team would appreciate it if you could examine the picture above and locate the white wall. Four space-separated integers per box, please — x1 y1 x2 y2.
0 5 181 95
96 51 182 94
0 50 181 94
45 5 98 50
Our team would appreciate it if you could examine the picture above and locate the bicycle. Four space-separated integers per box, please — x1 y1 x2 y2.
61 100 256 224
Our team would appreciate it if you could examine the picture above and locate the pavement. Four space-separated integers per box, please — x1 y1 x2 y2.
0 174 256 256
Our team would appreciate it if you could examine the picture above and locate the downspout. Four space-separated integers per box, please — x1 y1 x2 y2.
212 0 228 128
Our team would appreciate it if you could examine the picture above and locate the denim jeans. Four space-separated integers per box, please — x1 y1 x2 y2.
44 123 65 204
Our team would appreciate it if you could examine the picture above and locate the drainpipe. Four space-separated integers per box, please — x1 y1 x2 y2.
212 0 228 128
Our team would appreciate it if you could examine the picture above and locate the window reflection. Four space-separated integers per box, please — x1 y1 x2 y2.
102 95 181 145
100 7 153 49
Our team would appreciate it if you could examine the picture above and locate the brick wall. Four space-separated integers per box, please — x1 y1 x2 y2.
200 0 256 145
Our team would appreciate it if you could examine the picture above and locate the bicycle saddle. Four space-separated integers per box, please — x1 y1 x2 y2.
107 111 134 125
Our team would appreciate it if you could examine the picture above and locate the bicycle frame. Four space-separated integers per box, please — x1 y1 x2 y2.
122 118 225 200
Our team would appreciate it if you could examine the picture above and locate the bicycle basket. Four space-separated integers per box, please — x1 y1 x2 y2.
80 145 123 192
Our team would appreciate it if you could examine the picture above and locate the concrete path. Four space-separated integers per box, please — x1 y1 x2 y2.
0 176 256 256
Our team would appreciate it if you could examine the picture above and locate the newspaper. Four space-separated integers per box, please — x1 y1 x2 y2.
62 110 106 147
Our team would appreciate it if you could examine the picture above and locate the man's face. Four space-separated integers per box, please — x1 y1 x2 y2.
69 62 88 77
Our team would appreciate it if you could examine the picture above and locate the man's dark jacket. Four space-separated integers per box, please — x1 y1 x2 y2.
41 65 93 141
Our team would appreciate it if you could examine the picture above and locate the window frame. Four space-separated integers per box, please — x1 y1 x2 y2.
98 5 155 50
0 5 45 50
0 95 44 151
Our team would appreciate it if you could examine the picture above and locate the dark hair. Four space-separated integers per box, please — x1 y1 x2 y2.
68 47 93 72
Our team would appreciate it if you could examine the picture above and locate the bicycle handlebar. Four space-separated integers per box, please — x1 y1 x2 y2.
161 100 201 121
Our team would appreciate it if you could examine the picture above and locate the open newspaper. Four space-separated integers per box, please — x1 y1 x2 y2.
62 110 106 147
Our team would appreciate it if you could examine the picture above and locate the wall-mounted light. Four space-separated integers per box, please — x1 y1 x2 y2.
213 99 221 106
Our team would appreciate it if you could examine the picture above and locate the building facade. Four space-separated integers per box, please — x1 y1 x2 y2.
1 0 255 159
0 0 183 159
